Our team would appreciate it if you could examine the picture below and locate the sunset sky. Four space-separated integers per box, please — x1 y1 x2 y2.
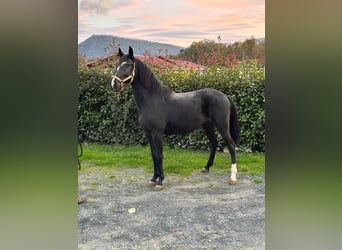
78 0 264 47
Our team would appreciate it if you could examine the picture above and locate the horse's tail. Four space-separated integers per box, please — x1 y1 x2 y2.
227 96 240 145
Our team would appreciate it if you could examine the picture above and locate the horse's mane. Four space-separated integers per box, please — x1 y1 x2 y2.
134 58 173 97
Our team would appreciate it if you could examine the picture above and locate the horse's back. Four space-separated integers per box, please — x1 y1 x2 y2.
171 88 231 116
173 88 227 103
196 88 228 100
196 88 231 110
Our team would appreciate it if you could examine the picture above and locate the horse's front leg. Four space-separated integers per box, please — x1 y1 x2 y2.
145 132 157 186
146 130 164 191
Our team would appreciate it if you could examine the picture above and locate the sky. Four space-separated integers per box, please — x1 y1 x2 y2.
78 0 264 48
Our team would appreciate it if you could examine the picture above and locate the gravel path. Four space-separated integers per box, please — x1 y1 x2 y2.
78 167 265 249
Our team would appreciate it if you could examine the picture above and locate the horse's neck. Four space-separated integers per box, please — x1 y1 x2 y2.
137 60 161 90
131 80 151 110
131 60 168 110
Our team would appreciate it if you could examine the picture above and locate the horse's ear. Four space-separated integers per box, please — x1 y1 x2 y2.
128 46 134 59
117 48 124 57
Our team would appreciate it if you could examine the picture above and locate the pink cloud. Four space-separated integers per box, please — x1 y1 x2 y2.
209 9 264 27
140 15 155 20
185 0 263 9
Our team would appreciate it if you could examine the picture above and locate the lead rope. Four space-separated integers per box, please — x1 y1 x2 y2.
78 141 83 170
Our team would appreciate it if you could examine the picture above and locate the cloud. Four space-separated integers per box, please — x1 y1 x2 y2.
132 28 168 34
209 10 264 27
79 0 110 15
185 0 264 9
152 30 206 39
78 14 101 42
79 0 139 15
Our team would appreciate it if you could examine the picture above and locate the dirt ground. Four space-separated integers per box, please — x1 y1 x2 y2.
78 167 265 249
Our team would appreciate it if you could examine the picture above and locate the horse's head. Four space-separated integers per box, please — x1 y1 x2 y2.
111 46 136 92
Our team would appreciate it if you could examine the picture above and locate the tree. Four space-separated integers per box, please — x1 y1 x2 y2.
174 37 265 67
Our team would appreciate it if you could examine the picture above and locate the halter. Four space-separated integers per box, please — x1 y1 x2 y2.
111 62 136 90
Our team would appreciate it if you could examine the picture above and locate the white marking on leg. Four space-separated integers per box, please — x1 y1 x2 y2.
230 163 237 181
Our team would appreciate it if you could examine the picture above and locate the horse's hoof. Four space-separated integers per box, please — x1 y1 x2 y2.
201 168 209 173
154 185 164 191
148 181 156 187
229 179 237 185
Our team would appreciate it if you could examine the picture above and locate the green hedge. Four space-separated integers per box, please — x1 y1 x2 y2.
78 60 265 152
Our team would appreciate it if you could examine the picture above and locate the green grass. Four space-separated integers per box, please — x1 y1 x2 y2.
80 143 265 177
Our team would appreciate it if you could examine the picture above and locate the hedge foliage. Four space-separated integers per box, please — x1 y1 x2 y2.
78 60 265 152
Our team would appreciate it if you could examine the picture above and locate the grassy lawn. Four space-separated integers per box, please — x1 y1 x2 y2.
80 143 265 177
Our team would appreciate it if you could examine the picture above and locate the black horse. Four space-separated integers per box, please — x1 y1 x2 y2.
111 47 239 190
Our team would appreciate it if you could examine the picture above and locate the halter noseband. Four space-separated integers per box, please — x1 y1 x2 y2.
111 62 136 90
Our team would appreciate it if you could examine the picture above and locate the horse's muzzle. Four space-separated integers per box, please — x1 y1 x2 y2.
111 77 123 92
111 74 134 92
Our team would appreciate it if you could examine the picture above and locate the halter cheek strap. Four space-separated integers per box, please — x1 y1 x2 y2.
111 63 136 89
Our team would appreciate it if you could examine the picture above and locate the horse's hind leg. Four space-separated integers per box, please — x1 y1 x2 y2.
218 127 238 185
201 123 218 173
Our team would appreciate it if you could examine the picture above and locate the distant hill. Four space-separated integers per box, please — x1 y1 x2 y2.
78 35 184 59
